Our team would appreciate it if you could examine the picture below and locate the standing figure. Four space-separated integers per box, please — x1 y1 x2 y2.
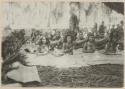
69 12 79 41
118 21 124 50
98 21 106 37
69 13 79 31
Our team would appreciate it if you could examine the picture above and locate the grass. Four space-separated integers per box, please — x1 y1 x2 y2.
35 64 123 87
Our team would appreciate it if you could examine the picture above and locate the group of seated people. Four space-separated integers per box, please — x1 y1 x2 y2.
1 20 124 85
104 21 124 54
23 21 124 56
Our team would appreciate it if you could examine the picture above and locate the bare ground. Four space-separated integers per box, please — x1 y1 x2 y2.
23 64 123 87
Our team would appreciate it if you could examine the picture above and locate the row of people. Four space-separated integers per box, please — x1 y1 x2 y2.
26 21 123 55
27 30 96 55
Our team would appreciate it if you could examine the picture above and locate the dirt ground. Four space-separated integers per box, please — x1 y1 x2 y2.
3 64 123 87
23 49 124 87
29 64 123 87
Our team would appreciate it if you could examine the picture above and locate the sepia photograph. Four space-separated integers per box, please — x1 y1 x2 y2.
1 0 124 87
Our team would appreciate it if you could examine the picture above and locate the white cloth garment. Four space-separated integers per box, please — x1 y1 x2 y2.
7 62 41 83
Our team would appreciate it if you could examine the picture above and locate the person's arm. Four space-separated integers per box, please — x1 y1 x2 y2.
79 39 87 44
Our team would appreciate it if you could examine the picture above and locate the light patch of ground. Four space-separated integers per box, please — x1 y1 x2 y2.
25 49 124 68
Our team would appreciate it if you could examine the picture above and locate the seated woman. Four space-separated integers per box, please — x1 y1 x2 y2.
37 36 49 55
22 39 38 54
63 35 74 55
83 33 95 53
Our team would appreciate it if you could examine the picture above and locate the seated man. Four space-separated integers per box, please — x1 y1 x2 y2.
83 33 95 53
51 32 66 56
74 32 86 49
63 35 74 55
49 31 62 50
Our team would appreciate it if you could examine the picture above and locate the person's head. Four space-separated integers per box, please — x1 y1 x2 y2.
47 33 51 39
51 30 56 35
88 32 94 42
26 40 31 44
56 31 60 36
88 36 94 42
66 35 72 43
42 36 47 44
61 32 64 38
77 32 83 39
